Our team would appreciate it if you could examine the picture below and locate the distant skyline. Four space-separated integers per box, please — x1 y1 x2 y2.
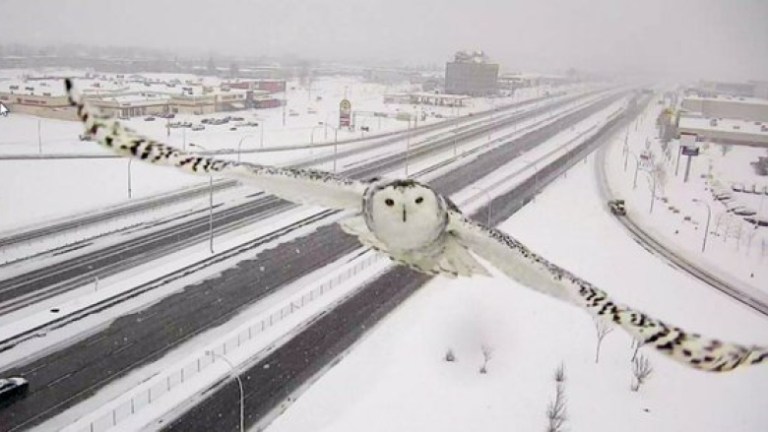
1 0 766 81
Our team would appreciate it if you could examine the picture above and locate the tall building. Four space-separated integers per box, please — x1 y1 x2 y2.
444 50 499 96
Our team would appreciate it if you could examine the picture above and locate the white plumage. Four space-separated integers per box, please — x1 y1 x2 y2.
64 78 767 373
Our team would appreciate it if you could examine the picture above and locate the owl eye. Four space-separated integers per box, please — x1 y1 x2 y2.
415 197 424 204
384 198 395 207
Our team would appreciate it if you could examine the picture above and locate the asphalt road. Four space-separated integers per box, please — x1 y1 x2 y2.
593 130 768 316
0 91 584 315
166 95 638 432
0 91 626 431
0 91 553 250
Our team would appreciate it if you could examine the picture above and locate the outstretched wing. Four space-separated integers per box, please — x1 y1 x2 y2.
449 211 768 372
64 79 367 210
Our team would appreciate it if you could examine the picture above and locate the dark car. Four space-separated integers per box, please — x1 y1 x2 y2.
608 199 626 216
144 116 156 121
0 377 29 406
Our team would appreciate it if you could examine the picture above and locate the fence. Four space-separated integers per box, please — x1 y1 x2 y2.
71 251 381 432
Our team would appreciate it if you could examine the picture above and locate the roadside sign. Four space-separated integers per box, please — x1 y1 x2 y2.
339 99 352 127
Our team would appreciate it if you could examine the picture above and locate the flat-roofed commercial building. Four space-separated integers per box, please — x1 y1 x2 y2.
681 96 768 123
445 51 499 96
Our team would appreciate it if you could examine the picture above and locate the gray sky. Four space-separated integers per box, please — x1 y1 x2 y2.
1 0 766 80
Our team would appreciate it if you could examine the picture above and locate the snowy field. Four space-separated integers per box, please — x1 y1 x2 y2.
29 91 628 432
265 103 768 432
6 73 765 431
0 71 563 232
605 100 768 295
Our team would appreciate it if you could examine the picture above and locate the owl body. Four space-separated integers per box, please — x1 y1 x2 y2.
64 77 768 373
339 178 489 277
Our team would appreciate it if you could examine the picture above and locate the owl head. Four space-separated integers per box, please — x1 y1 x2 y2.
363 179 448 251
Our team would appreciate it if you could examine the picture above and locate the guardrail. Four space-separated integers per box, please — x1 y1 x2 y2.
66 251 382 432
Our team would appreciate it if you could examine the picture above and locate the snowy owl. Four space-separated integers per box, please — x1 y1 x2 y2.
64 78 767 373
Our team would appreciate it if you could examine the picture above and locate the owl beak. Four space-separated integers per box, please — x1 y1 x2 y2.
402 206 407 222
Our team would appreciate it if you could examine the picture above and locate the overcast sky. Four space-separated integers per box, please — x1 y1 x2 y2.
1 0 766 81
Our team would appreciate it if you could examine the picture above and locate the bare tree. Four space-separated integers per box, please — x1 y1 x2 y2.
553 362 566 384
444 348 456 363
630 338 642 362
593 318 614 364
479 344 493 374
631 354 653 391
546 362 568 432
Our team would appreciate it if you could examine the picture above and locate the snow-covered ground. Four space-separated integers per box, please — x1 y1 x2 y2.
605 100 768 295
264 99 768 432
12 85 620 432
0 71 567 233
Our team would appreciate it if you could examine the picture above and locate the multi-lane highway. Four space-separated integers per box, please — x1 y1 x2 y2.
594 142 768 316
166 94 640 432
0 89 598 315
0 89 628 431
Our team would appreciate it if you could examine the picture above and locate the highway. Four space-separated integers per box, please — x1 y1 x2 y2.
165 94 640 432
0 91 627 431
594 140 768 316
0 90 556 251
0 89 599 315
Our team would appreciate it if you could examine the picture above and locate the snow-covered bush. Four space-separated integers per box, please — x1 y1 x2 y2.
546 362 568 432
631 354 653 391
593 318 614 364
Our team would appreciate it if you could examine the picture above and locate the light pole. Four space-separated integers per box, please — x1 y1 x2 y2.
453 115 459 157
319 122 340 172
692 199 711 253
206 351 244 432
641 170 657 214
405 127 411 178
471 186 493 226
127 159 133 199
622 129 630 171
189 143 214 254
252 116 264 148
310 124 325 146
237 135 256 162
629 151 641 189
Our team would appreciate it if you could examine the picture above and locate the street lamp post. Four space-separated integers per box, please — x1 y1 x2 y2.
692 199 711 253
127 159 133 199
206 351 244 432
251 116 265 148
237 135 256 162
319 122 340 173
453 115 459 157
405 128 411 177
38 119 42 154
642 171 657 214
629 152 641 189
189 143 214 254
310 124 325 146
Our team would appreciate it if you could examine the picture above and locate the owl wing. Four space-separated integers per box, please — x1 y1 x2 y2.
64 79 367 211
448 211 768 372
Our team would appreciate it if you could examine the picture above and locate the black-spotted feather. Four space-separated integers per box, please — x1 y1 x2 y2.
449 212 768 372
64 78 367 210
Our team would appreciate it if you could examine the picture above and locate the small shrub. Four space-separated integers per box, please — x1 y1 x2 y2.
445 349 456 362
631 354 653 391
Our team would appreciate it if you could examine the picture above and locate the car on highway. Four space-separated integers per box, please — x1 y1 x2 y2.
608 199 626 216
0 377 29 406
